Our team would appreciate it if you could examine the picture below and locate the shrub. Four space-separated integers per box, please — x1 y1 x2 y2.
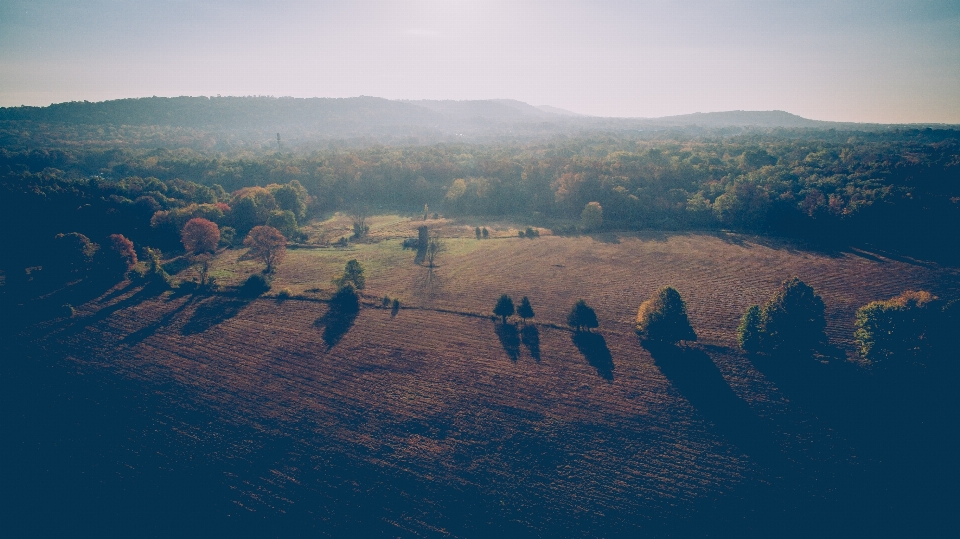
475 226 481 239
635 286 697 343
240 273 272 296
382 295 391 307
518 230 525 238
568 299 599 332
277 287 293 299
481 227 489 238
525 227 539 238
493 294 515 324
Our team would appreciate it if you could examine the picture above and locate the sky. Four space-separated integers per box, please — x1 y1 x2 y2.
1 0 959 123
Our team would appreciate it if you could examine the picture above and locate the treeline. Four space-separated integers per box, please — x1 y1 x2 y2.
2 128 958 268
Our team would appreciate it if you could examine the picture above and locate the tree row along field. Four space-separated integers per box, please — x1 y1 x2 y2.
20 223 959 536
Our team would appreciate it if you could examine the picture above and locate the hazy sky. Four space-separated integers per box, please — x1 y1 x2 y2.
2 0 959 122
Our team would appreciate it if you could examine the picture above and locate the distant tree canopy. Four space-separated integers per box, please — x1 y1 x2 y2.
181 218 220 255
739 277 827 355
3 124 960 282
493 294 515 324
244 225 286 273
636 286 697 344
568 299 599 332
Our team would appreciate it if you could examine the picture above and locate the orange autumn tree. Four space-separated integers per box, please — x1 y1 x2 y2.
244 225 287 273
181 218 220 255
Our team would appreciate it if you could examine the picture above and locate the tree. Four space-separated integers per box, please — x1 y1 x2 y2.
475 226 482 239
105 233 137 276
581 201 603 231
568 299 598 332
424 231 445 268
756 277 827 354
271 180 308 220
51 232 99 275
854 290 939 367
493 294 515 324
266 209 299 241
351 205 369 238
244 225 287 273
517 296 535 323
335 259 366 290
737 305 763 353
482 227 489 239
635 286 697 343
181 218 220 255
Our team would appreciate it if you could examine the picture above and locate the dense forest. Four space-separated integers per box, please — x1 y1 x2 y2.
3 120 958 281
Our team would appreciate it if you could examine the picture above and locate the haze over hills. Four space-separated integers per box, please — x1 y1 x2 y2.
0 96 950 148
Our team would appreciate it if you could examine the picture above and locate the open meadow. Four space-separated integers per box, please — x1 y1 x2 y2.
6 214 959 536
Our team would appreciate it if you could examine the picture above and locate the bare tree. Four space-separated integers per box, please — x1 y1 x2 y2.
351 204 369 239
423 231 446 268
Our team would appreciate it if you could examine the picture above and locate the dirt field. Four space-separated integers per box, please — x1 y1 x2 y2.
10 217 960 536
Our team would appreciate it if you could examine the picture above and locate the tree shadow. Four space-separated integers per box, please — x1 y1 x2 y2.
314 308 359 349
572 331 613 381
122 295 197 346
646 342 785 473
413 244 426 265
520 325 541 361
494 322 520 361
390 302 400 317
412 267 442 302
181 295 254 335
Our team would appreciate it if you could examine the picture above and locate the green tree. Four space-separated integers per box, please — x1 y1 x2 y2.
51 232 99 276
635 286 697 343
855 291 938 367
335 259 366 290
272 180 308 220
475 226 482 239
493 294 515 324
482 227 489 238
424 231 445 268
266 209 299 242
758 277 827 354
581 201 603 231
568 299 599 332
517 296 535 323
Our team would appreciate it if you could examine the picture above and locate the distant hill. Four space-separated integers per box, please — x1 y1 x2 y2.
650 110 829 128
1 96 935 144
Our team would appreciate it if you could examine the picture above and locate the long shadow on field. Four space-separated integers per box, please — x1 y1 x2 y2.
494 323 520 361
181 294 254 335
647 343 785 474
572 331 613 381
520 325 541 361
314 308 359 349
122 294 197 346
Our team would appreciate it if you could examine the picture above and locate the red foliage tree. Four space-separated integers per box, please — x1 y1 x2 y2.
109 233 137 271
181 218 220 255
244 225 287 273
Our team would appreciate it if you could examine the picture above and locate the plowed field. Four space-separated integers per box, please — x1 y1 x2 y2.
9 223 960 537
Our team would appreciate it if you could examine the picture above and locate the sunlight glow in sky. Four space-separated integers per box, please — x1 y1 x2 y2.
1 0 959 122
